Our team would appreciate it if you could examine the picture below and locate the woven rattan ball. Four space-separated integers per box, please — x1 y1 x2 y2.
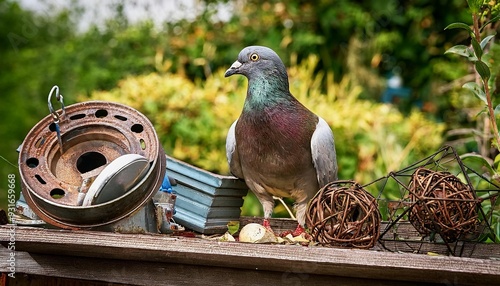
306 180 381 249
408 168 478 242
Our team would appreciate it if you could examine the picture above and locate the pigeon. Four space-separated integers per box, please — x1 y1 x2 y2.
224 46 338 236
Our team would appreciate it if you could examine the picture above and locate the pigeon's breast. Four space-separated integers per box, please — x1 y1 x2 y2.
235 106 317 187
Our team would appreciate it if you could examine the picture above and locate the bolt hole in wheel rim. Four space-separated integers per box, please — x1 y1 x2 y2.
18 101 166 229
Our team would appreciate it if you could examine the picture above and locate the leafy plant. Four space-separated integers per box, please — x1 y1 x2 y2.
445 0 500 242
445 0 500 151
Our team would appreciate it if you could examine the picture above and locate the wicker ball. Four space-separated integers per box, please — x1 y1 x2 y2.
408 168 478 242
306 180 381 249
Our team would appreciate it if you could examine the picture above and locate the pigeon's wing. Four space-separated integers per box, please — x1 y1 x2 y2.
226 119 244 178
311 117 338 186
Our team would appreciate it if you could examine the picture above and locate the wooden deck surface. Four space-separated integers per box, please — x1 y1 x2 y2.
0 220 499 285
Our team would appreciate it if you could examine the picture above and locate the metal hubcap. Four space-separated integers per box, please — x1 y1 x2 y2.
18 101 165 229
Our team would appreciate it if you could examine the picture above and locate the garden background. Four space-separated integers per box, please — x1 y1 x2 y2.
0 0 496 218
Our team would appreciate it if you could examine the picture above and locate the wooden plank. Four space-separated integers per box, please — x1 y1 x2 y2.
0 226 499 285
241 217 500 259
378 239 499 259
6 272 127 286
0 248 431 286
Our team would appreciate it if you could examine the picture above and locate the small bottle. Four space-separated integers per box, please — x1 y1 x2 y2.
156 189 176 222
154 175 177 233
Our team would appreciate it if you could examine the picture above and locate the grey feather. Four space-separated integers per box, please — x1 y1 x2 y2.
311 117 338 186
226 120 243 178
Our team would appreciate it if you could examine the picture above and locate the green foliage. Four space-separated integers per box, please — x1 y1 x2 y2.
86 56 444 216
467 0 483 13
444 2 500 158
446 0 500 242
460 153 500 242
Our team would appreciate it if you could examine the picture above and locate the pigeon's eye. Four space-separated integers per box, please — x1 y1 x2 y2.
250 53 260 62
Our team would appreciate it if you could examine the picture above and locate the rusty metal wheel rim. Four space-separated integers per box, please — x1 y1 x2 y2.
19 101 165 229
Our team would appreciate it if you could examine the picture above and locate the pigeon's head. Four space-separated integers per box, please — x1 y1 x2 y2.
225 46 287 80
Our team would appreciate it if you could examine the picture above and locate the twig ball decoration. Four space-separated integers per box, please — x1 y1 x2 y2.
408 168 478 242
306 180 381 249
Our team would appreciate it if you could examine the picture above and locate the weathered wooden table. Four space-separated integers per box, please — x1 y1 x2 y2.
1 219 499 286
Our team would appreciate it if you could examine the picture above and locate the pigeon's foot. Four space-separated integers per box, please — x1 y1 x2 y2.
280 224 311 239
291 224 305 237
262 218 275 233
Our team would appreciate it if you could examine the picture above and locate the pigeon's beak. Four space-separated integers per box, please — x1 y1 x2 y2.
225 60 242 77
